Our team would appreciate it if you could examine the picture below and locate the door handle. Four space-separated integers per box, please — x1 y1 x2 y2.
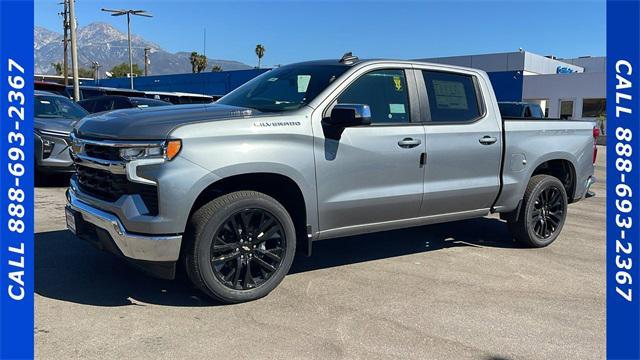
398 137 422 149
479 136 497 145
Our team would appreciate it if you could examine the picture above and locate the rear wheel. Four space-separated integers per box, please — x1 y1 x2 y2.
507 175 568 247
184 191 296 303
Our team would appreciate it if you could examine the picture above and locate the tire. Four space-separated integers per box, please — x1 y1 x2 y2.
184 191 296 303
507 175 568 248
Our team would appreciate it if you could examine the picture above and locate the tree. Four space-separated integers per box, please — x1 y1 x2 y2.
51 62 63 76
108 63 143 78
190 52 208 73
255 44 266 69
190 52 199 73
77 68 94 78
52 61 95 78
211 65 222 72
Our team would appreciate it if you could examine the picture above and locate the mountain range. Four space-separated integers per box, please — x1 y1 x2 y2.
34 22 252 76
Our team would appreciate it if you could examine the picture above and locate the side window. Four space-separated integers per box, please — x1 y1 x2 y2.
337 69 410 124
79 100 95 113
112 97 131 110
422 71 482 123
93 98 114 113
81 89 104 99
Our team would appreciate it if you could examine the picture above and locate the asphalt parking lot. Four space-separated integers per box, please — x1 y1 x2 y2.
35 147 605 360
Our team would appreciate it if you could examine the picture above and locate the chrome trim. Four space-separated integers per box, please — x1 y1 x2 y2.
127 158 166 185
38 129 71 137
75 153 126 174
585 176 597 198
71 133 167 185
70 132 165 148
66 188 181 262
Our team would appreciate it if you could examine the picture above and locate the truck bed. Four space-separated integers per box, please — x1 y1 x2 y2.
493 117 596 212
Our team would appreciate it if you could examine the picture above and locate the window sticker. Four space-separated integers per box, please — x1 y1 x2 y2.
432 80 468 109
297 75 311 93
389 103 406 114
393 76 403 92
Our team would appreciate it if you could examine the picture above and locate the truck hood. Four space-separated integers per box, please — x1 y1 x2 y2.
74 103 262 140
35 116 78 136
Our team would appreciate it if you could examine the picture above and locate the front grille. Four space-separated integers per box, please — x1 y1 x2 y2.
84 144 121 161
76 166 159 215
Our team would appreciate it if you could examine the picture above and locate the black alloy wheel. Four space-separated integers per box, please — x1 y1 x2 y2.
507 174 568 248
210 208 286 290
530 186 565 239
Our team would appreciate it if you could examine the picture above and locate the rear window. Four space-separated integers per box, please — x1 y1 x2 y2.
130 98 171 108
80 88 105 99
422 71 482 123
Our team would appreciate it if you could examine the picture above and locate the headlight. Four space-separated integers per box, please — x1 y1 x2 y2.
71 137 83 155
119 140 182 161
36 133 64 159
42 137 55 158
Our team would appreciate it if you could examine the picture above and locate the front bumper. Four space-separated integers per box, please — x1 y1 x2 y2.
66 187 182 278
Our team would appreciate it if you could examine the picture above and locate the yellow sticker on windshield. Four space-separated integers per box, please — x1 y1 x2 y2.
393 76 403 91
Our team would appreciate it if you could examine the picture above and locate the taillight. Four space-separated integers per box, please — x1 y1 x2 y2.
593 126 599 163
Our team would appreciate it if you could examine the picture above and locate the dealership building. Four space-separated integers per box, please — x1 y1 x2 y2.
418 51 606 124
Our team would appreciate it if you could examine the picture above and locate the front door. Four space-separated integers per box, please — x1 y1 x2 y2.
313 68 426 232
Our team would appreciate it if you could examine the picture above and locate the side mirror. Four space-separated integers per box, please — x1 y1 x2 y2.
326 104 371 127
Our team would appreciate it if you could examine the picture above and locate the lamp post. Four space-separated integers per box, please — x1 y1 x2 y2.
101 8 152 89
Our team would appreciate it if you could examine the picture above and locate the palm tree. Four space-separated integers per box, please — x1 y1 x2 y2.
255 44 265 69
189 52 199 73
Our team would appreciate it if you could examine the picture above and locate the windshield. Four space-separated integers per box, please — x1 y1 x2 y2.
217 64 349 112
35 95 88 120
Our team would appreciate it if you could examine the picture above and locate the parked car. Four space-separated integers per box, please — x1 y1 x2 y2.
77 95 171 114
144 91 216 104
68 85 146 100
66 56 597 303
34 91 88 173
35 81 72 98
498 101 545 118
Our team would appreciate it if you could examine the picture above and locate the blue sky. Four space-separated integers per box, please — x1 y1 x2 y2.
35 0 605 67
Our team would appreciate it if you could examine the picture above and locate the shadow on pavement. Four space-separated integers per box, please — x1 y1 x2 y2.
36 217 520 307
35 172 72 188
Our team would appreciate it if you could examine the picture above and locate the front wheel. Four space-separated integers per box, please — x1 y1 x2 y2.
184 191 296 303
507 175 568 248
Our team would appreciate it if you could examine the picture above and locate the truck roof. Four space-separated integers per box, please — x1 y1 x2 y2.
286 58 486 74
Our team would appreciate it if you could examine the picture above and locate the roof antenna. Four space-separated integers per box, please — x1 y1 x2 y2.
339 52 358 64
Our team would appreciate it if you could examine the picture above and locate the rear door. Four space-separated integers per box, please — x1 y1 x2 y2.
312 66 426 233
415 67 502 216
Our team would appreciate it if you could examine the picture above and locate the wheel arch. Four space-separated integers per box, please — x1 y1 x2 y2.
186 170 313 256
530 156 577 203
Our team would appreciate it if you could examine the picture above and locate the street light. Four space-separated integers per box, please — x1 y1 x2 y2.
101 8 152 89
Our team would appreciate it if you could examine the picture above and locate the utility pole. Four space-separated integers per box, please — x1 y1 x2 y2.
60 0 69 86
91 61 101 81
69 0 80 100
144 47 150 76
102 8 152 89
126 12 133 88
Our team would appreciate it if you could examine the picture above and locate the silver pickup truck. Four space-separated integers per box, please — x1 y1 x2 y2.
65 55 597 303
